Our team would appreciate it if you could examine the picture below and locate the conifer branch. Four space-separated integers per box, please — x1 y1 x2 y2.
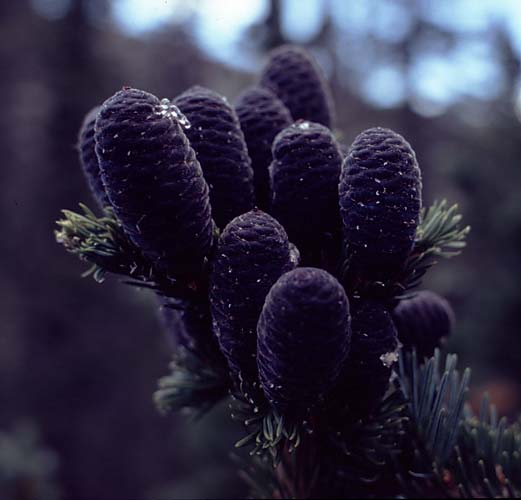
55 204 154 283
55 203 214 302
394 350 521 498
399 349 471 465
154 345 230 417
231 393 306 466
397 200 471 296
454 394 521 498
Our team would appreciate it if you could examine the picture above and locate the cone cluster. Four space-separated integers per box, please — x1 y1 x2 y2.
77 46 455 417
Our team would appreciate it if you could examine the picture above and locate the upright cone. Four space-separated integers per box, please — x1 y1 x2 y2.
95 87 213 278
339 299 399 415
174 86 254 228
209 209 295 389
393 290 454 359
260 45 334 127
339 127 422 281
235 86 292 211
257 267 351 414
270 120 343 263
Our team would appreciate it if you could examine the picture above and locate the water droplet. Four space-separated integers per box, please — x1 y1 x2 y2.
375 178 381 184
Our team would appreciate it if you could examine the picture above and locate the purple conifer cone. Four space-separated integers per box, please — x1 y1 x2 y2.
257 267 351 414
235 86 292 211
339 300 399 415
339 127 422 281
209 209 295 389
95 87 213 278
270 120 343 263
259 45 334 128
174 86 254 228
78 106 110 208
393 290 454 359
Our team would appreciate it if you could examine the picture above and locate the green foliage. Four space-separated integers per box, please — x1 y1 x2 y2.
340 199 470 299
55 204 154 283
454 395 521 498
55 203 214 303
399 350 471 465
398 200 471 296
154 345 230 417
231 393 305 466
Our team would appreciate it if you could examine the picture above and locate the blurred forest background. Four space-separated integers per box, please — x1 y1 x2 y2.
1 0 521 498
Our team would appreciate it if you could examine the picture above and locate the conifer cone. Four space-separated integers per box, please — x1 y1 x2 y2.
78 106 110 208
393 290 454 359
270 121 343 263
235 86 292 210
259 45 334 128
339 127 422 282
95 87 213 278
339 300 399 415
257 267 351 414
173 86 254 228
209 209 294 389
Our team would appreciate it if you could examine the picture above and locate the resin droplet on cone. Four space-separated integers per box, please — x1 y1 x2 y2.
235 86 292 211
210 209 295 389
270 120 343 264
95 87 213 278
174 86 254 228
78 106 110 208
257 267 351 414
260 45 334 128
393 290 454 359
339 127 422 281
